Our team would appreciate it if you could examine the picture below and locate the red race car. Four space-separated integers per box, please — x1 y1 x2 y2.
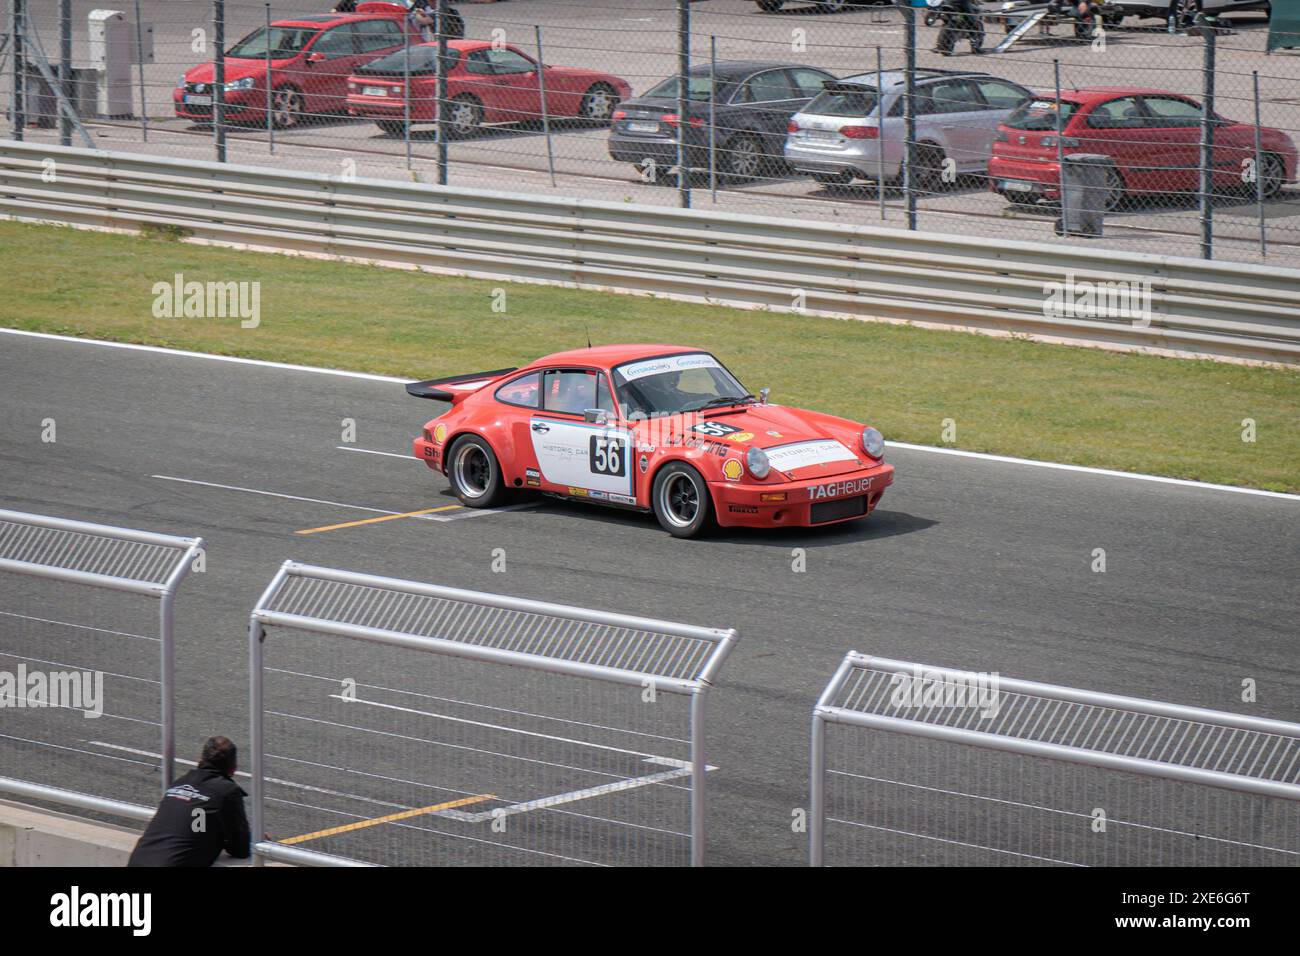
408 345 894 538
346 39 631 137
174 2 417 128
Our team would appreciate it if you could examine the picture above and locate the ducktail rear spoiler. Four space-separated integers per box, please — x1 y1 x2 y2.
405 368 517 403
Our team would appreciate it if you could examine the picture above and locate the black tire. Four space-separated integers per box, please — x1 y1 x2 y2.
1102 164 1127 210
914 143 949 193
723 133 766 181
578 83 620 124
819 0 850 10
1176 0 1202 27
446 435 507 508
270 86 304 130
1259 152 1286 199
376 119 409 136
756 0 785 10
651 463 715 539
445 94 483 139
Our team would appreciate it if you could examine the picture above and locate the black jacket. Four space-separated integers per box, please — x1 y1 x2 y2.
127 766 251 867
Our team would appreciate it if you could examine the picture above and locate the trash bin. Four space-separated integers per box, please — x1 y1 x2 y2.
23 67 59 129
1055 153 1110 238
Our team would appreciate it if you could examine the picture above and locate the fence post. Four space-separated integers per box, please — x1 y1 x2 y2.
1253 70 1265 257
677 0 691 208
436 0 449 186
690 689 707 866
403 31 412 169
265 3 274 153
1054 59 1066 234
59 0 71 146
248 616 265 865
810 710 827 866
535 24 556 187
709 34 717 202
133 0 148 142
213 0 226 163
876 45 885 220
11 0 23 141
1198 18 1216 260
903 0 917 230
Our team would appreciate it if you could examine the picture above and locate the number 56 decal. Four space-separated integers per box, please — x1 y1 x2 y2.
590 435 627 477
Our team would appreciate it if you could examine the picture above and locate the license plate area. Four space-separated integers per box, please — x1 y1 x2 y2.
184 94 213 106
810 495 867 524
1003 179 1034 192
626 120 660 133
363 86 388 97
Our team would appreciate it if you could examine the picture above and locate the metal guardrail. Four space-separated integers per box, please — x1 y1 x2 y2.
0 508 205 808
249 562 736 867
810 652 1300 866
2 141 1299 365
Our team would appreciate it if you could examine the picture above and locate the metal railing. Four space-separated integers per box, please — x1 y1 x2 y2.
249 562 736 867
811 652 1300 865
3 141 1298 364
0 508 204 810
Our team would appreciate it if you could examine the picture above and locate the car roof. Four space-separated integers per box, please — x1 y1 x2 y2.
274 13 396 27
1062 87 1190 102
685 60 826 80
523 344 705 370
828 68 1006 92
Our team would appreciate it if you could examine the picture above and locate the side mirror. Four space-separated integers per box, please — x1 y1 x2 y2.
759 387 770 405
583 408 610 425
307 52 325 64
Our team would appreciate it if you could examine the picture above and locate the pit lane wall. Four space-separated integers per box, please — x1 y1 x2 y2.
2 141 1298 366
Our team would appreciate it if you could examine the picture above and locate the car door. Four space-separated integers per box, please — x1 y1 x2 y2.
492 370 544 486
970 77 1033 169
921 78 991 173
483 47 543 123
528 369 635 501
303 23 362 112
461 48 504 119
733 69 800 153
1079 95 1162 196
1138 94 1219 193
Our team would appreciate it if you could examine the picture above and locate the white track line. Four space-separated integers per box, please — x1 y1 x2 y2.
7 328 1297 502
336 446 417 460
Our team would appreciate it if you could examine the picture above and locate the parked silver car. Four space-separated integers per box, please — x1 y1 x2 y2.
784 69 1034 190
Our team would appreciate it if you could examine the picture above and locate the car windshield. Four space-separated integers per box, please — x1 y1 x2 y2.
356 45 459 75
1004 98 1080 131
612 353 752 418
805 86 878 118
644 75 737 103
227 26 317 59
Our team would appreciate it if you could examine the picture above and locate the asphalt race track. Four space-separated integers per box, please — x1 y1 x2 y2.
1 330 1297 865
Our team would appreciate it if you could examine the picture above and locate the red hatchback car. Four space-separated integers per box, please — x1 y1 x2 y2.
408 345 894 538
174 3 416 128
988 87 1297 208
346 40 631 137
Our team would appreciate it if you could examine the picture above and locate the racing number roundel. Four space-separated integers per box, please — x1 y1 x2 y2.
590 435 627 477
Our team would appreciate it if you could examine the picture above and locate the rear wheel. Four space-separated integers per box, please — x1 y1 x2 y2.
447 435 507 508
445 94 483 139
270 86 304 129
1177 0 1202 27
651 463 715 539
1102 164 1127 210
1259 152 1286 199
914 143 949 194
376 119 409 136
579 83 620 124
723 133 766 181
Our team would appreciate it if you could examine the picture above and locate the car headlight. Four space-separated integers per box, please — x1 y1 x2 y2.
228 76 256 91
746 446 770 480
178 74 188 88
861 426 884 459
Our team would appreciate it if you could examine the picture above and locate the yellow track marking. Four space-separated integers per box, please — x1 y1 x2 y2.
279 793 496 845
294 505 461 535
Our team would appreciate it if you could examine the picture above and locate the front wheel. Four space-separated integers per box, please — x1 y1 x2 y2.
651 463 715 539
270 86 304 129
579 83 620 124
447 435 508 508
445 95 483 139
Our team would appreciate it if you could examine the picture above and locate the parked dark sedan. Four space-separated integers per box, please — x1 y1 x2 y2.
608 61 836 182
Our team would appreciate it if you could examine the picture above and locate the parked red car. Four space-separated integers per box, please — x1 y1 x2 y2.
346 40 631 137
174 3 417 128
988 87 1297 208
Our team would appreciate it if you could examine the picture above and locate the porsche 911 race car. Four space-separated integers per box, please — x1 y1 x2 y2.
408 345 894 538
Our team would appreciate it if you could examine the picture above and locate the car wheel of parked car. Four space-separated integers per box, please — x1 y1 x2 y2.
447 435 507 508
818 0 851 11
1176 0 1202 27
270 86 304 129
914 143 949 193
652 463 714 539
723 134 766 181
1259 153 1286 199
376 120 409 136
756 0 785 10
579 84 620 124
446 95 484 139
1102 165 1127 210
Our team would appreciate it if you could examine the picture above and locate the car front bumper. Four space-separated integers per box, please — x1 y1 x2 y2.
710 462 895 529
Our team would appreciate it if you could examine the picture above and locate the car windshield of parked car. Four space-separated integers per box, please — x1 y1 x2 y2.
356 45 460 75
644 75 737 103
1004 98 1080 130
227 26 317 58
805 86 878 118
612 353 751 418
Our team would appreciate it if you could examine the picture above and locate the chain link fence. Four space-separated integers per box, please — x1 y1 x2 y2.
4 1 1298 265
